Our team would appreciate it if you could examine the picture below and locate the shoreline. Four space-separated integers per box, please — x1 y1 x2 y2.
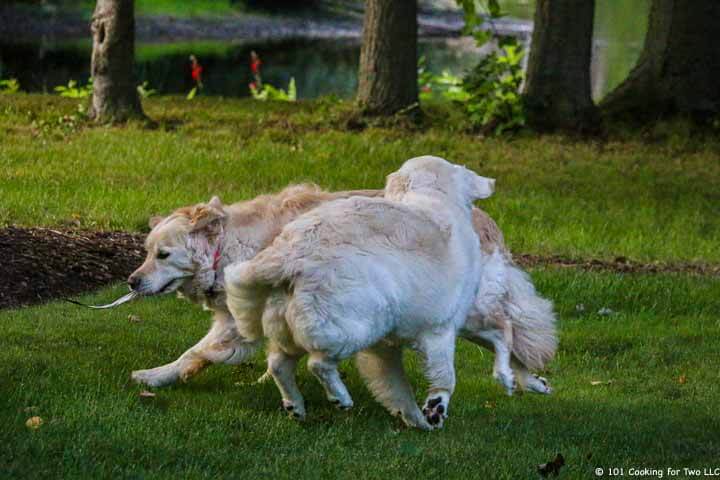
0 5 530 44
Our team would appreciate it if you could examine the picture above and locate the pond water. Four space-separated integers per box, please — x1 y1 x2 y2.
0 0 649 101
0 38 483 100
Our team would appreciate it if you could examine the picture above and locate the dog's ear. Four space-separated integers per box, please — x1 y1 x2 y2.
207 195 223 211
468 171 495 200
189 196 226 232
148 216 165 229
385 172 410 200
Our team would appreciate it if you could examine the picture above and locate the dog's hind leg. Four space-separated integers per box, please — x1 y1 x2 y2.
267 342 306 420
513 358 552 394
460 312 516 395
307 352 354 410
131 310 260 387
476 328 515 396
356 343 431 430
416 329 457 429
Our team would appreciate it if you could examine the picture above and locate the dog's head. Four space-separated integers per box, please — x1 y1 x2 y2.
128 196 226 295
385 155 495 208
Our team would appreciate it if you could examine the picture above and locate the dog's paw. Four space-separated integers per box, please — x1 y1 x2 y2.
397 408 433 431
282 399 306 420
526 374 552 394
329 396 354 411
494 369 516 396
131 368 176 388
422 395 449 429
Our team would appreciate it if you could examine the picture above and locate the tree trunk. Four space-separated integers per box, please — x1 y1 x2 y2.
357 0 418 115
600 0 720 120
522 0 599 131
88 0 145 123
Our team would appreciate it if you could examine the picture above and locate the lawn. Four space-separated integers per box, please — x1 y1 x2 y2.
1 270 718 479
1 95 719 263
1 94 719 478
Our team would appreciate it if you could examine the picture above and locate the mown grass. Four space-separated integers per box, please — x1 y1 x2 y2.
69 0 247 18
2 94 719 263
1 269 718 479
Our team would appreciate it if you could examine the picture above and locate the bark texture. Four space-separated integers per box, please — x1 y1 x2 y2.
522 0 598 131
88 0 145 123
600 0 720 120
357 0 418 115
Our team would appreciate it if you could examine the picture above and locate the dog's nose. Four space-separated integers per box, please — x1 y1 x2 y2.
128 275 141 291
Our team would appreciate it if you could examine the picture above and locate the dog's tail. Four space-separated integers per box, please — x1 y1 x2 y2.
225 245 291 341
505 263 558 371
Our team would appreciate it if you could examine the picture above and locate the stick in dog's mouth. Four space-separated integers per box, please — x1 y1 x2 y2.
64 291 140 309
63 273 194 309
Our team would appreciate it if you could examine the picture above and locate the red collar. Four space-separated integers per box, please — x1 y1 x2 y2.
212 244 222 271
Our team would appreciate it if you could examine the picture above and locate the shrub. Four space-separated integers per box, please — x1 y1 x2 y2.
462 40 525 134
54 78 93 99
0 78 21 95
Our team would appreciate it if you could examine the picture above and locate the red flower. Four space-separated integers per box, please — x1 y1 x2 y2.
251 59 261 75
250 51 262 75
249 82 257 90
191 65 203 82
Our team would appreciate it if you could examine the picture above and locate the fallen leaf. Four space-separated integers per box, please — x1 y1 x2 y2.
678 374 687 384
537 453 565 477
139 390 156 398
25 416 43 430
484 400 496 409
590 380 614 386
128 314 142 323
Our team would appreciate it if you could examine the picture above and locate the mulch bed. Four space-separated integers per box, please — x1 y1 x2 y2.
514 253 720 277
1 226 717 310
0 227 144 310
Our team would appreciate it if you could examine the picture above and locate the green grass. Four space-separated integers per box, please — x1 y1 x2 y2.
72 0 246 18
1 269 718 479
2 94 719 478
2 94 719 263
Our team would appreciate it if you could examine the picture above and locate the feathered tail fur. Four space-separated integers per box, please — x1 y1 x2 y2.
503 263 557 370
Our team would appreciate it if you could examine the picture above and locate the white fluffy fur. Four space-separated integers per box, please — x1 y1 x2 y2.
128 168 557 422
225 156 494 429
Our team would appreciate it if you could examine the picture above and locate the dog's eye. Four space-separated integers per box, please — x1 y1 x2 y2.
157 250 171 260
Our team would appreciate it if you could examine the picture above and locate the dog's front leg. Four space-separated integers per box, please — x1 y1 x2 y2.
416 329 457 429
132 310 260 387
266 342 306 420
356 343 431 430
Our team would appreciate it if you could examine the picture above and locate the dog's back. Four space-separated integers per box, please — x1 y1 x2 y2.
227 157 494 353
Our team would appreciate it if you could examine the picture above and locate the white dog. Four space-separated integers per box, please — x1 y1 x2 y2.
128 179 556 404
224 156 494 429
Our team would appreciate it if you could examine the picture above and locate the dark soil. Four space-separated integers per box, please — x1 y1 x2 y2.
515 253 720 277
1 226 717 310
0 227 144 310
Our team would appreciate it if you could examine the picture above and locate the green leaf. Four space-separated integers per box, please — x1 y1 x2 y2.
487 0 502 17
473 29 491 45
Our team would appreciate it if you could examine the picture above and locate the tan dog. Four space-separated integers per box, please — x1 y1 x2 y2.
129 184 556 397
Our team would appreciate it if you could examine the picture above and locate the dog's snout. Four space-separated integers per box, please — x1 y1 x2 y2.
128 275 142 291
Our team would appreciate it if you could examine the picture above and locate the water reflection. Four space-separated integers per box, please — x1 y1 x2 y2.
0 1 650 101
0 38 482 99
